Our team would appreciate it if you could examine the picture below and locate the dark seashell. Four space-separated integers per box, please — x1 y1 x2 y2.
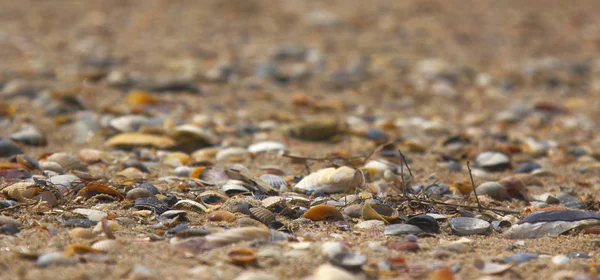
0 139 24 158
406 214 440 233
329 253 367 271
447 160 462 172
504 253 538 264
62 218 96 228
366 129 388 142
0 200 19 208
1 223 20 235
518 210 600 224
249 207 276 226
134 197 168 214
269 221 285 230
231 203 252 215
491 220 512 232
280 207 300 219
384 224 423 236
556 193 585 209
425 183 450 197
158 210 188 222
122 159 150 173
10 126 46 146
254 194 268 200
162 195 178 206
514 162 541 173
136 183 160 195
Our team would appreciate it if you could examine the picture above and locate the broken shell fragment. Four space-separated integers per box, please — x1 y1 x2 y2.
105 133 176 149
207 210 236 222
294 166 363 194
361 203 399 223
450 217 491 236
303 205 344 221
474 259 515 275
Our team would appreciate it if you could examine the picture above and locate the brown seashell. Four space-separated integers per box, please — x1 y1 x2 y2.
70 228 96 239
64 244 103 256
227 248 257 265
91 239 121 253
189 166 207 179
126 188 152 200
498 176 529 200
249 207 276 226
207 210 236 222
2 181 39 202
343 204 362 218
237 217 269 229
47 152 88 172
105 133 176 149
303 205 344 221
361 203 399 223
429 267 455 280
78 149 103 164
261 196 285 209
16 155 40 170
285 119 340 141
77 183 124 200
127 91 160 105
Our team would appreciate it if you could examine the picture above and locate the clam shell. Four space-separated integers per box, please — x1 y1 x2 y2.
91 239 121 252
169 124 217 152
196 190 229 207
227 248 257 265
173 199 209 213
248 141 287 154
204 227 272 248
105 133 176 149
294 166 363 194
222 183 251 196
0 139 23 158
37 252 76 267
474 259 515 275
78 149 103 164
259 174 288 191
63 244 103 256
285 119 340 141
449 217 491 235
41 161 64 173
10 126 46 146
329 253 367 271
126 188 152 200
261 196 285 209
249 207 276 226
47 152 88 172
70 227 96 239
303 205 344 221
2 181 38 201
237 217 269 229
207 210 236 222
216 147 249 162
108 115 150 132
361 203 399 223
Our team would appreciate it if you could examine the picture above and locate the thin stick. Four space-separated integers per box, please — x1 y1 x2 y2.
467 161 483 213
403 196 520 215
398 150 413 178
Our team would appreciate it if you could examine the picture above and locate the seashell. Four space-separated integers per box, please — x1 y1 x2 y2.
121 159 150 173
47 152 88 172
449 217 491 236
355 220 385 230
475 151 511 171
361 203 399 223
474 259 515 275
10 126 46 146
329 253 367 271
108 115 150 132
134 197 169 214
303 205 344 221
41 161 64 174
406 214 440 233
171 228 275 254
231 203 252 215
261 196 285 209
126 188 152 200
227 248 257 265
216 147 249 162
313 264 359 280
384 224 422 236
169 124 217 152
70 228 96 239
72 208 107 222
294 166 363 194
196 190 228 207
498 176 529 200
361 160 394 182
0 139 23 158
343 204 362 218
207 210 236 222
237 217 269 229
429 267 455 280
476 182 509 200
78 149 103 164
191 147 219 162
2 181 39 202
189 166 206 179
248 141 287 154
126 91 160 105
259 174 288 191
93 219 120 234
165 152 191 166
234 272 278 280
285 119 340 141
64 244 103 256
249 207 276 226
0 215 21 232
222 183 251 196
106 133 176 149
91 239 121 253
159 210 188 221
37 252 76 267
77 183 124 200
173 199 209 213
387 241 420 252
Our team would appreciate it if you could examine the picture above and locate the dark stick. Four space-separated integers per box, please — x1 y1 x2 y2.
467 161 483 213
403 196 520 215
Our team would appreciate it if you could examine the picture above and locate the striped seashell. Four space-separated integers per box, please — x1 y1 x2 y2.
259 174 288 191
249 207 276 226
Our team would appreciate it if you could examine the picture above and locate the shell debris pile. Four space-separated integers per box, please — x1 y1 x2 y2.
1 1 600 279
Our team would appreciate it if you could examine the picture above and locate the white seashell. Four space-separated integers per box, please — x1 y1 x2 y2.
91 239 121 252
259 174 288 191
294 166 363 194
37 252 77 267
173 199 209 213
108 115 150 132
72 208 107 222
248 141 287 154
313 264 360 280
216 147 249 161
234 272 278 280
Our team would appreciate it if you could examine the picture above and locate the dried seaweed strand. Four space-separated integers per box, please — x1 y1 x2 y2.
466 161 483 213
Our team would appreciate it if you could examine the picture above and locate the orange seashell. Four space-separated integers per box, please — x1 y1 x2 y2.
523 206 567 215
227 248 257 265
361 203 399 223
127 91 160 105
207 210 236 222
450 180 473 195
429 267 455 280
77 183 124 200
64 244 103 256
190 167 206 179
303 205 344 221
